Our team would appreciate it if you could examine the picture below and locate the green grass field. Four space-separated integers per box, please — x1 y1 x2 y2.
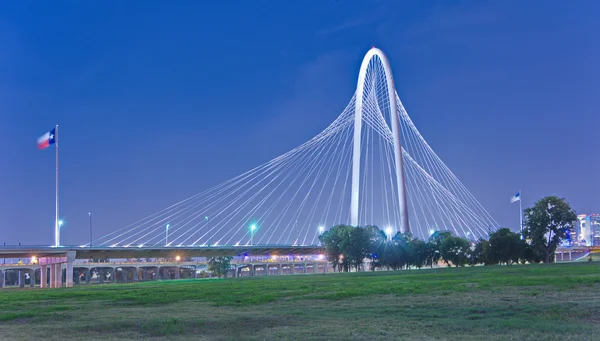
1 262 599 341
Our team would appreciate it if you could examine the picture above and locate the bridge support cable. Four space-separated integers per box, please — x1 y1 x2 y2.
91 48 498 248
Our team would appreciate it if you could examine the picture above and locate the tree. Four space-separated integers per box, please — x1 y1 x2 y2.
345 227 371 271
321 225 381 272
407 238 428 269
523 196 577 263
364 225 385 270
319 226 345 272
427 231 452 267
439 236 471 267
487 228 524 265
207 256 233 278
470 239 489 265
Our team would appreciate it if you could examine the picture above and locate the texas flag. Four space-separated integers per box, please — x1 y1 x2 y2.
37 128 56 150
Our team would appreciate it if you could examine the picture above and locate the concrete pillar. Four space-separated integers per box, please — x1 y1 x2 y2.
51 264 57 288
133 268 139 282
65 251 74 288
86 269 91 285
312 264 316 274
0 270 4 288
569 251 572 261
49 264 55 288
290 264 295 275
30 269 35 287
98 269 105 284
40 265 47 288
303 264 307 274
19 270 25 288
110 268 116 283
57 264 63 288
174 268 180 280
141 269 148 281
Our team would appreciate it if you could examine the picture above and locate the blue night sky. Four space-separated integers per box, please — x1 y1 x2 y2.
1 1 598 245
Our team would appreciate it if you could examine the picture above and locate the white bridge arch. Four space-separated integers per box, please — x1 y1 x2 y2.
352 48 409 233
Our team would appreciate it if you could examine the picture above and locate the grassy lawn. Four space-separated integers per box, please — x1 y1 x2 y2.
1 262 599 340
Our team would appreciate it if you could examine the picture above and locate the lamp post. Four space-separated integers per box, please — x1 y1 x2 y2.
88 212 92 247
318 226 324 245
250 224 256 246
165 224 170 246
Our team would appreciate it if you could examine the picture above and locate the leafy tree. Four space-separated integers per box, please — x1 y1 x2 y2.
427 231 452 266
407 238 428 269
207 256 233 278
439 236 471 267
321 225 384 272
488 228 524 265
523 196 577 263
319 228 343 272
470 239 489 265
364 225 385 270
345 227 371 271
320 225 356 272
521 243 542 264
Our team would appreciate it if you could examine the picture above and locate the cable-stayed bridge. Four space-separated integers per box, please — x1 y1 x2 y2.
90 47 498 249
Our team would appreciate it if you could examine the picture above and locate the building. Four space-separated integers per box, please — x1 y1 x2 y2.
576 214 600 246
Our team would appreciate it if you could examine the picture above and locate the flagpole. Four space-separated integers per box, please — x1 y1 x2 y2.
55 125 59 247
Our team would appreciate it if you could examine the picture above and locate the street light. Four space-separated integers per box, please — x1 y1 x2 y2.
165 224 170 246
250 224 257 246
58 220 64 228
318 226 325 245
385 227 392 240
88 212 92 247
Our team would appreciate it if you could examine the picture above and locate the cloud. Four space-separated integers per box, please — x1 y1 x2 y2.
316 18 369 37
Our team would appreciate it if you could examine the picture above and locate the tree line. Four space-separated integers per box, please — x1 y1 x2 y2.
319 196 577 271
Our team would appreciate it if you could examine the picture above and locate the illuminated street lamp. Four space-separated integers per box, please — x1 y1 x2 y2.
165 224 170 246
250 224 257 246
318 226 325 245
385 227 392 240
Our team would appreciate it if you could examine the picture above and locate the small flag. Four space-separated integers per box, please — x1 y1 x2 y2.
37 128 56 150
510 191 521 203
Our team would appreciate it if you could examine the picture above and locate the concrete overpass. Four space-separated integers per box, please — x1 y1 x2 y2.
0 245 325 289
0 259 331 289
0 245 323 259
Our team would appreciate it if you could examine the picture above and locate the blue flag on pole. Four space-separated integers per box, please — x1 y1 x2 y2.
510 191 521 203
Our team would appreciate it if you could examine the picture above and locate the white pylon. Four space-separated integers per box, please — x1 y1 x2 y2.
350 47 410 233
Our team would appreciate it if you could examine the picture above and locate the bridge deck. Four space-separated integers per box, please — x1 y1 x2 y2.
0 245 324 259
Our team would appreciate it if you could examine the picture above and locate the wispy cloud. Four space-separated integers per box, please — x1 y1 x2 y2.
316 17 369 37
